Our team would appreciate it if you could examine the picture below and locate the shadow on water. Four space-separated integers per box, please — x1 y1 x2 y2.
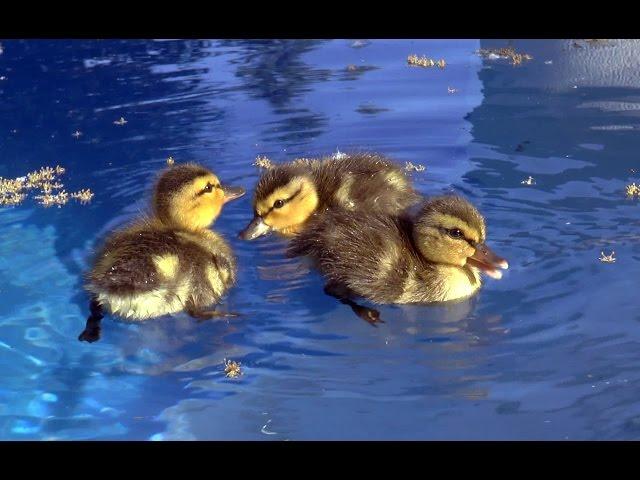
219 39 332 147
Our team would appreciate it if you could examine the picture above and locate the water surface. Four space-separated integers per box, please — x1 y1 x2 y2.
1 39 639 440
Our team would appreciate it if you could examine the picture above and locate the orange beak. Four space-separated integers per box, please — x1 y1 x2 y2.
221 185 245 204
238 215 271 240
467 243 509 279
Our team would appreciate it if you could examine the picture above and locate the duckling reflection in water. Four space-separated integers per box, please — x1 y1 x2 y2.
79 163 245 343
239 152 420 240
288 195 508 325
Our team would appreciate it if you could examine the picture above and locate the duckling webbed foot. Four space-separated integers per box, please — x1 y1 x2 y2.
350 304 383 326
186 303 239 323
323 282 384 327
78 298 103 343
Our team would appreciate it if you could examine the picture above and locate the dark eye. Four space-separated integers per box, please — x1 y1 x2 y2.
448 228 463 239
202 182 214 193
273 199 285 209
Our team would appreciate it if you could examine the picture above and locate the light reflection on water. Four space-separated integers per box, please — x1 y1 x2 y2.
2 39 640 439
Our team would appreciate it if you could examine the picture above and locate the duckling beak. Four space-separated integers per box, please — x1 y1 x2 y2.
221 185 246 204
467 243 509 280
239 216 271 240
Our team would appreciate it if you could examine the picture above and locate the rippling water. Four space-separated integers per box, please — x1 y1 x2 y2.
2 39 640 440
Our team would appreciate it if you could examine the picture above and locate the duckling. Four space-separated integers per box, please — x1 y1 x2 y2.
287 195 508 324
78 163 245 343
239 152 421 240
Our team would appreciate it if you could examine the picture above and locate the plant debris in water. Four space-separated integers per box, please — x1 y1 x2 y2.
599 251 616 263
521 176 536 185
72 130 82 139
407 55 446 69
477 47 533 66
70 189 94 204
626 182 640 198
113 117 128 126
405 161 426 172
254 155 274 169
224 359 242 378
447 86 458 94
0 165 93 208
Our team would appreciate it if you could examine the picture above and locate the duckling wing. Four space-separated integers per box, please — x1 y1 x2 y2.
88 229 182 294
315 153 421 215
288 209 416 304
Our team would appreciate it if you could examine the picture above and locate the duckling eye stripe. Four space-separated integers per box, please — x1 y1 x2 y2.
263 187 302 216
439 227 473 244
195 183 220 197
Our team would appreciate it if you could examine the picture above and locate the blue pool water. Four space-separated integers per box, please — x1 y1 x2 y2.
2 39 640 440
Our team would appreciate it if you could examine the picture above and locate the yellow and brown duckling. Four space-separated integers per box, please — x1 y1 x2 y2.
239 153 421 240
287 195 508 325
78 163 245 343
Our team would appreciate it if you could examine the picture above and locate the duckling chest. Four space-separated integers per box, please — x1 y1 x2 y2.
438 266 482 302
395 264 481 303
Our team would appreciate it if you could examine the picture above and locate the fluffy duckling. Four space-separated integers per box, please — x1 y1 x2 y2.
288 195 508 324
239 153 420 240
78 163 245 343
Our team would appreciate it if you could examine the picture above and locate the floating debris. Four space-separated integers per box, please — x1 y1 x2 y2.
0 165 93 208
224 359 242 378
447 86 458 94
544 60 553 65
26 165 66 189
113 116 128 126
0 187 26 206
166 156 175 166
599 251 616 263
0 76 6 81
626 182 640 198
477 47 533 66
521 176 536 185
72 130 82 139
253 155 274 169
346 64 357 72
407 54 446 69
405 161 426 172
35 190 69 207
71 189 94 204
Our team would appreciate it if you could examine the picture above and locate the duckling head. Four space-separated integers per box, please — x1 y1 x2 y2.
239 166 319 240
413 196 508 279
153 163 245 230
